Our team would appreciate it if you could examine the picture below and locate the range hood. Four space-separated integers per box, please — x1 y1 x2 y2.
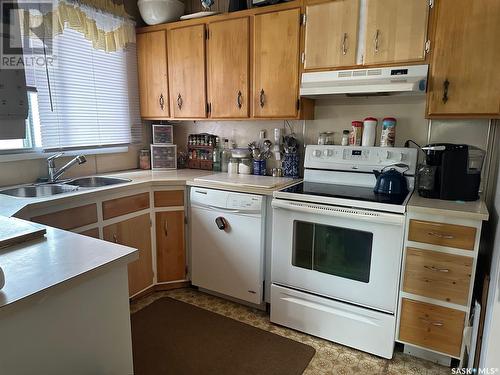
300 64 429 98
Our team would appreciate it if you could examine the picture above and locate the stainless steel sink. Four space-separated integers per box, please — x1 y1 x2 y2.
0 184 79 198
65 176 131 188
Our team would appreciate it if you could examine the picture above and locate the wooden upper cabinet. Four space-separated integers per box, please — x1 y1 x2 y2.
168 24 207 119
364 0 429 65
208 17 250 118
427 0 500 117
304 0 360 70
253 8 300 118
137 31 169 118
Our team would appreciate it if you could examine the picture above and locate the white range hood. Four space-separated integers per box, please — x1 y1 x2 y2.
300 64 429 98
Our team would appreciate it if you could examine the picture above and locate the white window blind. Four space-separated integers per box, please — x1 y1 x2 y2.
25 18 141 151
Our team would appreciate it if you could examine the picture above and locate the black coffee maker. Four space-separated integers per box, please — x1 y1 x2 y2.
417 144 485 201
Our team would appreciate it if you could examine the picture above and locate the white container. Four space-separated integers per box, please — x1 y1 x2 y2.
228 158 239 174
362 117 377 147
138 0 185 25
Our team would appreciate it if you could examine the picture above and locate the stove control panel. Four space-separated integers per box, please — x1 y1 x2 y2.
304 145 418 175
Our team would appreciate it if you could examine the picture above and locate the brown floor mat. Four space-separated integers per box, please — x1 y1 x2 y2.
131 297 315 375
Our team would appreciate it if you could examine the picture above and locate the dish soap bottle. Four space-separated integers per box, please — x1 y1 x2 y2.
221 138 231 172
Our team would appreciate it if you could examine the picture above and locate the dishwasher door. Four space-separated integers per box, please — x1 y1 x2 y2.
190 188 264 304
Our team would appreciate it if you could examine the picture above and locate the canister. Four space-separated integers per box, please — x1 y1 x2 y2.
380 117 396 147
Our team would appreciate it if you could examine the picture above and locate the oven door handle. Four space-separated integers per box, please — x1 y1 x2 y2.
271 199 404 226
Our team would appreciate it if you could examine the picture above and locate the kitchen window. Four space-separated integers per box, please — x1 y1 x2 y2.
0 0 141 154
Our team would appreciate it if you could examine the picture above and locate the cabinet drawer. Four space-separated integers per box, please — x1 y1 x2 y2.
31 204 97 230
399 298 465 357
102 192 150 220
403 248 473 305
408 219 476 250
154 190 184 207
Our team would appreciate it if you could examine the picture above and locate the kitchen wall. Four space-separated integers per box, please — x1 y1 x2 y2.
173 96 491 169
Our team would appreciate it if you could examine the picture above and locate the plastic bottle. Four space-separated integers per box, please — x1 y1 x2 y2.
362 117 377 147
212 137 221 172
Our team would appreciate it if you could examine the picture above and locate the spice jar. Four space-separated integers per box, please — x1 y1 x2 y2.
341 130 350 146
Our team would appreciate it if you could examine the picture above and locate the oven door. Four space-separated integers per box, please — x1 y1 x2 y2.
271 199 405 313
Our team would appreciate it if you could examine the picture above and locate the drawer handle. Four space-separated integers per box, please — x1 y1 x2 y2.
159 93 165 110
427 231 454 240
164 218 168 237
419 317 444 327
236 90 243 109
113 233 119 243
424 265 450 273
374 29 380 53
259 89 265 108
341 32 348 55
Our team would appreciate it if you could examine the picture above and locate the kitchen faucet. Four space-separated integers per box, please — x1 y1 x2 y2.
47 153 87 182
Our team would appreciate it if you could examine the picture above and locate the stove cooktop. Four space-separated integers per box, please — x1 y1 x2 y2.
280 181 408 206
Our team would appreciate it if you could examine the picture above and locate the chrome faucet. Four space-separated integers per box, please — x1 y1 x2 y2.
47 153 87 182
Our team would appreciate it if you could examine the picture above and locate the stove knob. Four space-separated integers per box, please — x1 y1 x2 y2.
399 152 406 161
323 149 334 157
314 149 322 157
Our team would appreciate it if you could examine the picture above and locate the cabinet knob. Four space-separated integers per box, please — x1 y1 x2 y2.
374 29 380 53
259 89 265 108
342 32 348 55
177 93 183 110
442 79 450 104
159 94 165 110
236 90 243 109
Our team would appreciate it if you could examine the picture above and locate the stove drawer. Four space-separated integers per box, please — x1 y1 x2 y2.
399 298 465 357
403 248 473 305
408 219 476 250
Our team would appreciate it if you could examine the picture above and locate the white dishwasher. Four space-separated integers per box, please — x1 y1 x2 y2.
190 187 265 305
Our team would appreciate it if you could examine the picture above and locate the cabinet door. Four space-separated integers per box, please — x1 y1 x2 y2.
364 0 429 65
137 31 169 118
103 214 153 296
168 24 207 118
156 211 186 282
253 8 300 118
427 0 500 117
208 17 249 118
304 0 360 70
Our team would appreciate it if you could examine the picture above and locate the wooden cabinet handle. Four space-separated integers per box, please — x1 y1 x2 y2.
177 93 183 110
419 317 444 327
159 94 165 110
259 89 265 108
427 231 454 240
342 32 348 55
113 233 118 243
164 218 168 237
374 29 380 53
424 265 450 273
442 79 450 104
237 90 243 109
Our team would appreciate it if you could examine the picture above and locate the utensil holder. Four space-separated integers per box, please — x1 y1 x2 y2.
283 153 300 178
253 159 266 176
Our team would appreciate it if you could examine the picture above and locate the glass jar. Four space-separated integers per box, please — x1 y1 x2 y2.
238 158 252 174
228 158 239 174
341 130 350 146
139 149 150 170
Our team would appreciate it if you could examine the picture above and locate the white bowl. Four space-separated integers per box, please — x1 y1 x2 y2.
138 0 185 25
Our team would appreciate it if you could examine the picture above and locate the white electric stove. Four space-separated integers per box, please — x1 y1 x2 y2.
270 145 418 359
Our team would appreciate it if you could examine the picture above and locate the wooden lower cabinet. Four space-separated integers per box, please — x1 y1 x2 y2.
155 211 186 282
31 204 98 230
399 298 465 357
103 214 154 296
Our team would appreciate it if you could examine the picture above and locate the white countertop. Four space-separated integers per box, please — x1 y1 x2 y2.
0 224 137 309
0 169 298 217
408 193 489 221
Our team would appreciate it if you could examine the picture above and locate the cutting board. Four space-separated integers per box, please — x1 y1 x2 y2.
194 174 292 189
0 216 46 249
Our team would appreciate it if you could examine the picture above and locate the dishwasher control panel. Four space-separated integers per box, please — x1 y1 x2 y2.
191 187 263 213
227 194 262 210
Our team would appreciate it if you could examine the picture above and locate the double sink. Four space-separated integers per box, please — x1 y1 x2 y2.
0 176 132 198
